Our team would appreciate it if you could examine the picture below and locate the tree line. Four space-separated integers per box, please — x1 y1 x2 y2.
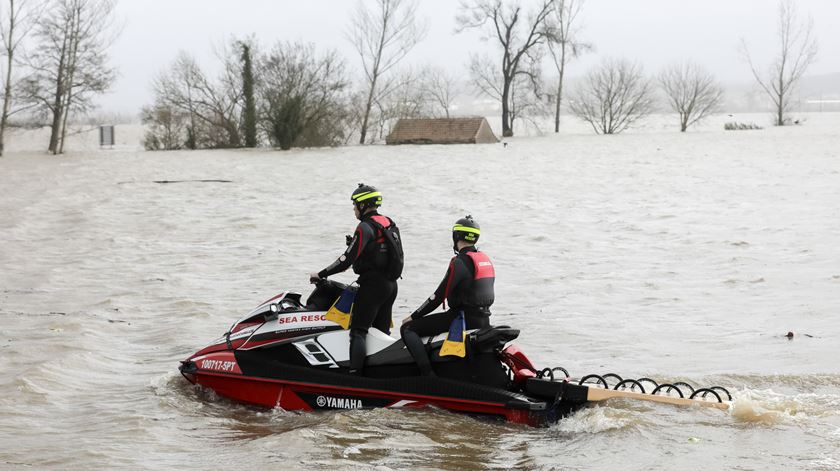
143 0 453 151
0 0 819 157
458 0 816 136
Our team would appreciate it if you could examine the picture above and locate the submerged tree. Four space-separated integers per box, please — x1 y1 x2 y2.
140 102 188 151
741 0 818 126
369 68 425 139
21 0 118 154
240 41 257 147
148 47 243 150
348 0 426 144
545 0 591 133
0 0 44 156
258 42 350 150
468 53 545 133
457 0 555 137
570 58 654 135
419 66 459 119
659 62 723 132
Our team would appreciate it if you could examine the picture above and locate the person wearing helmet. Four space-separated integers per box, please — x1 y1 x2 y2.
400 215 495 376
310 184 402 375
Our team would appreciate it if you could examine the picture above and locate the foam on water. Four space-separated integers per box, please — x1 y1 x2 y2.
552 405 648 434
731 389 840 424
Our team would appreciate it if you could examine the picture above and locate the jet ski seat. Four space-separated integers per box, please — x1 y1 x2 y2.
470 326 520 353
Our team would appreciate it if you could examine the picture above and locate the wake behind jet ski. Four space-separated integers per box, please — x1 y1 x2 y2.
179 280 732 427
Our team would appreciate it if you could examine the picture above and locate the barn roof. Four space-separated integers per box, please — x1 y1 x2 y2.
386 117 498 145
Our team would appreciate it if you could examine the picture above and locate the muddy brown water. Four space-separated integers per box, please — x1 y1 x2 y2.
2 120 839 470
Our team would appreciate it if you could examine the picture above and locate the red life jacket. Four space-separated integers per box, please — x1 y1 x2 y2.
466 251 495 280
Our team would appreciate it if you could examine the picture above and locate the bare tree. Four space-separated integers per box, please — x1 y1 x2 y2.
467 54 502 107
370 69 424 140
149 49 243 149
468 53 545 133
570 58 654 135
348 0 427 145
741 0 818 126
21 0 117 154
419 66 459 118
258 41 350 150
546 0 591 133
510 73 549 134
0 0 44 156
150 52 202 149
659 62 723 132
457 0 555 137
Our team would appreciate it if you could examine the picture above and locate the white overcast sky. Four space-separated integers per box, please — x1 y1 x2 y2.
102 0 840 114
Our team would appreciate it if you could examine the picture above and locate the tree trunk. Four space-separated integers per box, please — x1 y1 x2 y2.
554 45 567 134
58 89 73 154
554 80 562 133
0 0 14 157
47 87 64 154
59 5 86 155
777 96 784 126
776 73 785 126
48 19 70 155
0 59 11 156
359 76 377 144
501 77 512 137
0 60 11 157
241 44 257 148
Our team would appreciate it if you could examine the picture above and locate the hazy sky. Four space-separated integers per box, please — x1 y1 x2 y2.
102 0 840 115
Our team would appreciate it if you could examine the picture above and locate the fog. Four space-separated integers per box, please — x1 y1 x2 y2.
101 0 840 115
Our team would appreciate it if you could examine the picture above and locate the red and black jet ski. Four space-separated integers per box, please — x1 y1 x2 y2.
179 280 591 426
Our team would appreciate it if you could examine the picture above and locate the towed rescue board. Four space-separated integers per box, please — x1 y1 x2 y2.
584 386 730 410
524 378 730 413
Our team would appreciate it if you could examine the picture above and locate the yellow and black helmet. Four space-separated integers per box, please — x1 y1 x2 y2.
351 183 382 209
453 215 480 244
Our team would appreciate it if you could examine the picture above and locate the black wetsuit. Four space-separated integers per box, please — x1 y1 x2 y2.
401 246 495 375
318 211 398 373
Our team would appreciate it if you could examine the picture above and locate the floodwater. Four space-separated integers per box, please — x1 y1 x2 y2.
1 114 839 470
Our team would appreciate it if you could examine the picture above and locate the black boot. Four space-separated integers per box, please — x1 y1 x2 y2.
349 328 367 376
402 329 436 377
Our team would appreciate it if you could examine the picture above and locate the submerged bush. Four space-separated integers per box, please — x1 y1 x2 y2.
724 122 763 131
141 104 188 150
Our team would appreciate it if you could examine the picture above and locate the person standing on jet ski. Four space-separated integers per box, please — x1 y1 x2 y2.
310 183 403 375
400 215 494 376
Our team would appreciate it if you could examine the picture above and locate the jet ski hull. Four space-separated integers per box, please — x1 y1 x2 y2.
179 282 587 427
180 348 585 427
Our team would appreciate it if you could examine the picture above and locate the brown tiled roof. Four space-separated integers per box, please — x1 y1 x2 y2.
386 117 498 145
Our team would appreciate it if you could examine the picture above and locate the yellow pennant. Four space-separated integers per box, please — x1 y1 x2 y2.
325 303 352 329
439 312 467 358
325 289 355 330
439 332 466 358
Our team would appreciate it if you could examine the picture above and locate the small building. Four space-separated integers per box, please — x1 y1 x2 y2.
386 117 499 145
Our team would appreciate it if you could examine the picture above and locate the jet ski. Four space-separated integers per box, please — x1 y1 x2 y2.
178 280 594 426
